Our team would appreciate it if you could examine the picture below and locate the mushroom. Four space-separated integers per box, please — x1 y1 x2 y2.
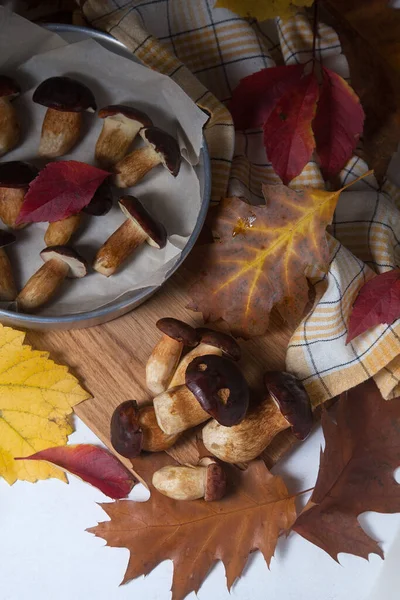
44 182 113 246
0 161 39 229
152 457 226 501
110 400 180 458
146 318 200 395
33 76 96 158
153 354 249 435
95 105 153 168
114 126 181 188
16 245 87 312
169 327 241 388
0 230 17 301
202 371 313 463
93 195 167 276
0 75 20 156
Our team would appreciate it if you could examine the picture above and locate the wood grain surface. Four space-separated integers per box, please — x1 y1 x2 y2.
26 270 299 481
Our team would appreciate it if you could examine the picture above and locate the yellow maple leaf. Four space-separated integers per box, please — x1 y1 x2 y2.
0 324 91 485
214 0 314 21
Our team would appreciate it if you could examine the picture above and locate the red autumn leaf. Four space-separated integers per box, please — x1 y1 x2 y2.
229 64 306 130
17 160 110 224
293 379 400 560
346 269 400 344
16 444 136 499
263 72 319 184
313 67 365 178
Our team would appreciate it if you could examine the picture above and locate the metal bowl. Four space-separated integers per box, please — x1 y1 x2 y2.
0 24 211 330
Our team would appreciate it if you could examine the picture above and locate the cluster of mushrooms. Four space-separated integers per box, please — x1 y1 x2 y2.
0 74 181 312
110 318 313 502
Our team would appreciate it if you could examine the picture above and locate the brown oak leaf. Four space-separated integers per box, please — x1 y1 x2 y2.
88 460 297 600
188 180 358 337
293 379 400 560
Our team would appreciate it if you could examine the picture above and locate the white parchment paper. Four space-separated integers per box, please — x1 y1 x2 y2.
0 10 208 316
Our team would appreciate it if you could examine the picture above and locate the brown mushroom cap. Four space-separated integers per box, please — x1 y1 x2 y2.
0 161 39 189
0 230 16 248
119 195 167 249
156 317 199 346
110 400 143 458
196 327 241 361
40 246 88 278
200 457 227 501
0 75 20 99
141 126 181 176
264 371 313 440
83 181 113 216
186 354 249 426
98 104 153 128
33 77 97 112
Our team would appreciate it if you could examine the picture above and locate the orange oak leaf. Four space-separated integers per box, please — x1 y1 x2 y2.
16 444 137 499
88 460 297 600
293 379 400 560
347 269 400 343
313 67 365 178
263 72 319 184
188 177 366 337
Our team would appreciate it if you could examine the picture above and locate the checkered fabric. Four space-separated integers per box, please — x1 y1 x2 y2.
77 0 400 405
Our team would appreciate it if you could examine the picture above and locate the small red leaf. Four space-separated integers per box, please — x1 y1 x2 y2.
16 444 136 499
229 64 306 130
263 72 319 184
17 161 110 224
347 269 400 344
313 67 365 178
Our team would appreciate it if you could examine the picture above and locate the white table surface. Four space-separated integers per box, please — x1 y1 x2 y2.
1 415 400 600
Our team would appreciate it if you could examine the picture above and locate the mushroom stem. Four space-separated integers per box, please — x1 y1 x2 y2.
202 394 289 464
44 214 83 246
139 406 180 452
153 465 208 501
96 116 143 168
153 384 210 435
39 108 82 158
114 145 162 188
0 247 17 301
0 97 19 157
169 343 223 388
93 217 148 276
146 335 183 395
16 258 69 312
0 187 26 229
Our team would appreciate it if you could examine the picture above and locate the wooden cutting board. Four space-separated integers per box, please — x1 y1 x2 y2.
26 269 299 478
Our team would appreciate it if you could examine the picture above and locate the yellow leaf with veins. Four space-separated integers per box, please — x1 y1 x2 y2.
188 176 370 337
0 324 90 484
214 0 314 21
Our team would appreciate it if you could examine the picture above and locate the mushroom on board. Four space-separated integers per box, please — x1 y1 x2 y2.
0 161 39 229
110 400 180 459
153 354 249 436
114 126 181 188
146 318 200 395
95 105 153 168
33 76 96 158
169 327 241 388
152 457 227 501
0 230 17 301
16 245 87 313
0 75 21 156
44 181 113 246
93 195 167 276
202 371 313 463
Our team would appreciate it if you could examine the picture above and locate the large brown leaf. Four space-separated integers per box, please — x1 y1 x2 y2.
188 180 358 337
293 379 400 560
88 460 297 600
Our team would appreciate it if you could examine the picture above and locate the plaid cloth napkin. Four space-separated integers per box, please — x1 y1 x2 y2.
20 0 400 405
